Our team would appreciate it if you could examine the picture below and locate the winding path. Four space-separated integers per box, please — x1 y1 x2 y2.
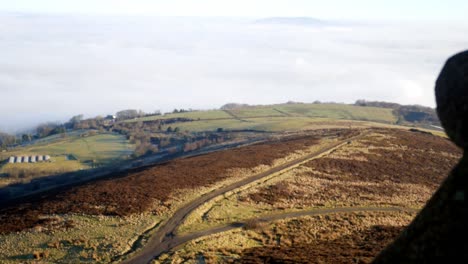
157 206 419 258
120 133 366 264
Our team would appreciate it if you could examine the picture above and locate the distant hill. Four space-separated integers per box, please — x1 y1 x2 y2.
354 100 440 127
255 17 324 26
219 100 441 129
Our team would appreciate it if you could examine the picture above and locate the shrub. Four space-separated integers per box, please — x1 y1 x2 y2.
244 219 266 231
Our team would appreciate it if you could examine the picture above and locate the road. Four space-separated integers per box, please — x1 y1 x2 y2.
120 133 366 264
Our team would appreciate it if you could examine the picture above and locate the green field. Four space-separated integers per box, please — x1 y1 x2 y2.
123 103 398 133
123 110 231 123
0 104 408 182
228 107 286 118
274 103 396 123
3 133 133 164
0 133 134 183
124 104 397 124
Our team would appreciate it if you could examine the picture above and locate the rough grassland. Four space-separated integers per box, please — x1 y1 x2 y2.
166 129 461 263
0 131 348 263
179 129 460 235
177 136 343 234
0 213 163 263
156 211 416 264
0 134 322 233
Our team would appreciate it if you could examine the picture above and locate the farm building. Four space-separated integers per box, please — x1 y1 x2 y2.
7 155 51 164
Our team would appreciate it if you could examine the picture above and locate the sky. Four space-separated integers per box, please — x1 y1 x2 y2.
0 0 467 20
0 1 467 132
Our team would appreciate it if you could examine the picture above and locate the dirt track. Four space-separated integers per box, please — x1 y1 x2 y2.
120 133 365 264
153 206 419 261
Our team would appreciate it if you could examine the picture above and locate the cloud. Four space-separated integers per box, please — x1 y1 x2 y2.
0 14 467 132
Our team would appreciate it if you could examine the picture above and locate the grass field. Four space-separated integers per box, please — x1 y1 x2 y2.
0 133 134 183
2 133 133 164
123 110 231 123
274 103 397 123
228 107 286 118
123 103 398 133
125 103 398 124
166 117 393 133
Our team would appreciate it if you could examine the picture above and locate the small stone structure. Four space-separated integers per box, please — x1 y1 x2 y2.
7 155 51 164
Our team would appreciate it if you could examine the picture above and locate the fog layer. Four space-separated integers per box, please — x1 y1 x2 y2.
0 14 467 132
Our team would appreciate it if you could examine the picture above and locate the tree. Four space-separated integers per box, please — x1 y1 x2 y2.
36 123 59 138
0 132 16 148
51 125 66 135
174 127 180 133
69 114 84 124
134 142 158 157
166 126 173 133
22 134 32 143
116 109 139 120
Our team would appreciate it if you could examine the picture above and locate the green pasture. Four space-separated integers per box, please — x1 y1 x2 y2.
126 103 397 129
123 110 231 123
0 133 134 181
274 103 397 123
